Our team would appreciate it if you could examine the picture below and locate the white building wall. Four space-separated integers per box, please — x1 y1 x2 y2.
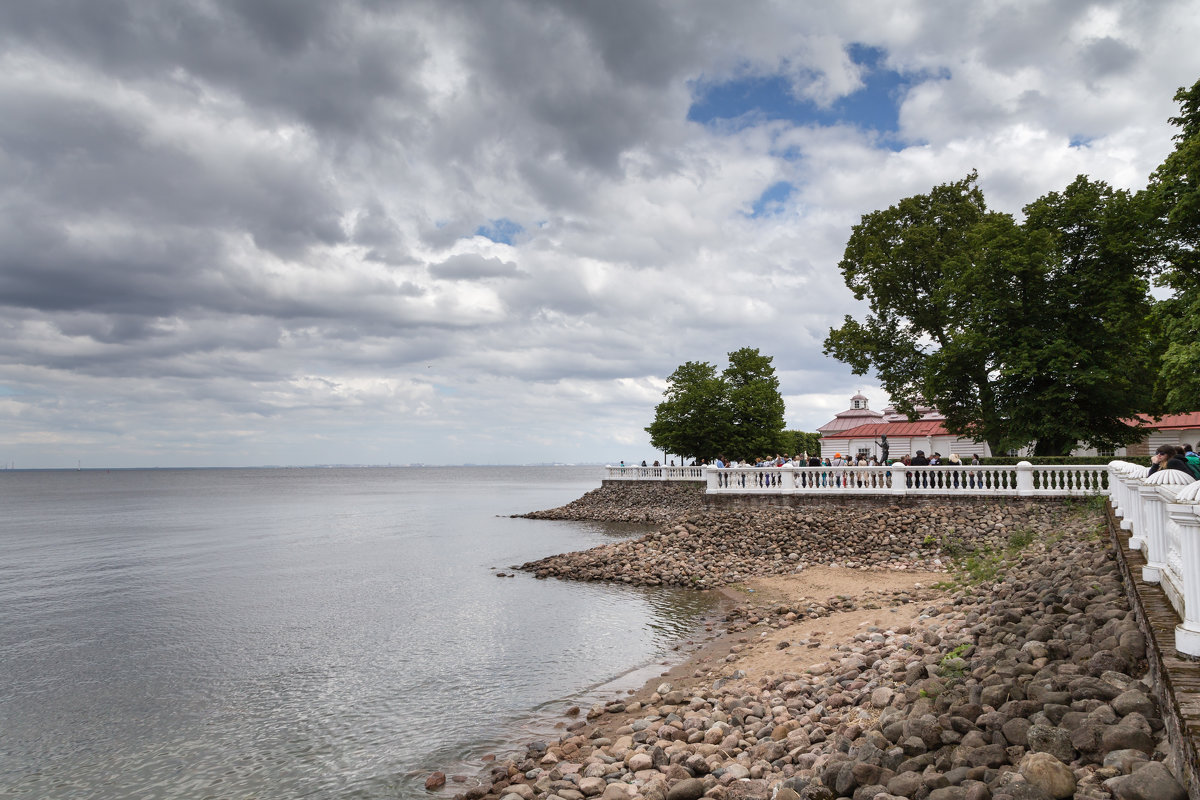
820 434 995 460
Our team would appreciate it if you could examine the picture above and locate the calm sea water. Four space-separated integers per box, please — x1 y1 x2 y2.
0 466 719 799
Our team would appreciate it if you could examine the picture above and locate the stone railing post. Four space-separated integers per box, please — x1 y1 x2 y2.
706 468 721 494
1167 480 1200 658
1109 460 1131 519
1120 464 1151 546
1015 461 1034 496
1138 471 1194 583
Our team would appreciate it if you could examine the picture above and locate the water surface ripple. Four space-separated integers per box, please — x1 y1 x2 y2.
0 467 717 799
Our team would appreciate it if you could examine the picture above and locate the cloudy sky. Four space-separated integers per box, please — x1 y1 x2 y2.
2 0 1198 468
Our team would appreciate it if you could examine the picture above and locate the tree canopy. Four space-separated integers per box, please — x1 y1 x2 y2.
645 347 786 462
823 172 1157 455
1147 78 1200 413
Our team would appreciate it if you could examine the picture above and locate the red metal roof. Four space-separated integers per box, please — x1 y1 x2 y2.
1125 412 1200 431
822 420 950 440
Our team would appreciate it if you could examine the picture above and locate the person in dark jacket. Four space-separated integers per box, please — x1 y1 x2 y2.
1147 444 1196 479
910 449 930 487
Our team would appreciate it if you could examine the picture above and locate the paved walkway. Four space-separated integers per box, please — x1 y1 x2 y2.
1108 505 1200 796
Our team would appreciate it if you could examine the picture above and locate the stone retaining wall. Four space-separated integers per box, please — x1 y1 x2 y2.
703 493 1070 511
521 498 1098 587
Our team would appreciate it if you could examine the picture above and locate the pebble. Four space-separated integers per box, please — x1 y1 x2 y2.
519 485 1100 586
445 496 1188 800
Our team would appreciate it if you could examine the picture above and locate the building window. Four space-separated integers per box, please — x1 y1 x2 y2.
856 448 870 460
1097 446 1115 458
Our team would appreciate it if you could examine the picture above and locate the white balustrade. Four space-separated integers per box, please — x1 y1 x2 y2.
1166 480 1200 657
604 465 705 481
1119 463 1152 547
1105 464 1200 658
1138 470 1195 583
681 461 1107 497
1108 461 1132 522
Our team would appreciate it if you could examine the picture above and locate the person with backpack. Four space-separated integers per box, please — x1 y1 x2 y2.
1182 444 1200 479
1147 444 1197 479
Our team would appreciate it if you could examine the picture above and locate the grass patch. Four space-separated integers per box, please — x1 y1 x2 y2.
937 527 1041 587
938 643 972 679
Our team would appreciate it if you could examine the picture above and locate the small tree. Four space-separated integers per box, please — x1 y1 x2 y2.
645 348 787 462
723 347 788 459
643 361 729 463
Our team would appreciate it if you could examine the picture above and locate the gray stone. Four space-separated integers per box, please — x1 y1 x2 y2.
798 784 834 800
1002 717 1030 746
1025 725 1073 763
886 770 923 797
927 786 969 800
1018 752 1075 799
1111 690 1155 718
993 782 1052 800
1104 760 1187 800
577 777 607 797
1102 748 1149 774
1100 724 1155 755
664 778 705 800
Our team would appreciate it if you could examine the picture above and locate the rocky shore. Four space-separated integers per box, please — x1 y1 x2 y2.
516 482 706 525
521 502 1096 587
445 529 1186 800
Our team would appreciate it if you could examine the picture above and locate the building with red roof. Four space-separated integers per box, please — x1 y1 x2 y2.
816 395 1200 461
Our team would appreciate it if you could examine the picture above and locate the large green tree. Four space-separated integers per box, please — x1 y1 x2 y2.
645 348 786 462
1002 176 1156 454
823 173 1018 453
723 347 788 459
824 172 1157 455
1147 78 1200 412
643 360 729 463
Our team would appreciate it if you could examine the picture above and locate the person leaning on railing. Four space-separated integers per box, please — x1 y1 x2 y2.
1148 444 1199 480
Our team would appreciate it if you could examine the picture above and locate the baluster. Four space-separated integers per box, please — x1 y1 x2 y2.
1168 481 1200 657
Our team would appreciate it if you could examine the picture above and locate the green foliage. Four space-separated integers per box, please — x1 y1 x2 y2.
938 643 972 679
825 170 1159 457
1146 78 1200 413
1005 177 1157 454
644 360 729 463
723 347 788 460
645 348 786 462
1007 528 1036 550
938 526 1040 588
782 430 822 457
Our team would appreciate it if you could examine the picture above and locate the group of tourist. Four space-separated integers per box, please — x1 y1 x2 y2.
618 446 1200 486
1148 443 1200 481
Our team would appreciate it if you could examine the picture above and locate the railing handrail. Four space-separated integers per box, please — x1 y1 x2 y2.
605 462 1109 496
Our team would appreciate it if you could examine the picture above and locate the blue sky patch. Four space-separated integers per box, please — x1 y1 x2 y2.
748 181 795 218
688 44 928 149
475 218 524 245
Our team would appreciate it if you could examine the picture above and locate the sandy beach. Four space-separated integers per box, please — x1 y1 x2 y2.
436 484 1186 800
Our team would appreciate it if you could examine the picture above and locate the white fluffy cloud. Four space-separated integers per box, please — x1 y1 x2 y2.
0 0 1198 467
